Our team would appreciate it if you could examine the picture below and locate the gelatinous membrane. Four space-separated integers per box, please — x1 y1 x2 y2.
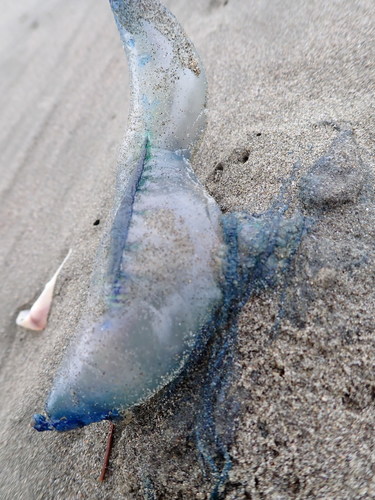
33 0 307 436
33 0 223 432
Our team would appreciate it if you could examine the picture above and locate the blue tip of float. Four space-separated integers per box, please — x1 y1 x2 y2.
32 414 54 432
32 409 122 432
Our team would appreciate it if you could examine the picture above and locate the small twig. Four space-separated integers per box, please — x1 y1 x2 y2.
99 421 115 482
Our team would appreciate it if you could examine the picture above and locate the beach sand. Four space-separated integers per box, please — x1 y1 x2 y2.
0 0 374 498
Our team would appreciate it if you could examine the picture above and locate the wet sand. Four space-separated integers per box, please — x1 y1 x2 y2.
0 0 374 498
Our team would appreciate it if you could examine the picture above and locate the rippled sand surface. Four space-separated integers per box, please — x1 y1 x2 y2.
0 1 374 498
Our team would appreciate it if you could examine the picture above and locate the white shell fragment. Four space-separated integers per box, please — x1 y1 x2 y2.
16 249 72 331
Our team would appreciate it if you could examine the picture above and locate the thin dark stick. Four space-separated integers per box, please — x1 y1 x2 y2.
99 421 115 482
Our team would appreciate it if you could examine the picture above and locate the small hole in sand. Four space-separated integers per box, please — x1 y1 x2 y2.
212 162 224 182
240 151 249 163
30 20 39 30
256 132 262 137
93 219 100 226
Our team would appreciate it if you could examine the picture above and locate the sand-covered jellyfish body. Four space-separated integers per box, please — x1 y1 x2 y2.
33 149 225 431
33 0 308 433
33 0 218 431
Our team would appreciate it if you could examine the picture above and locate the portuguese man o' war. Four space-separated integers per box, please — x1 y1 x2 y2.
33 0 307 434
